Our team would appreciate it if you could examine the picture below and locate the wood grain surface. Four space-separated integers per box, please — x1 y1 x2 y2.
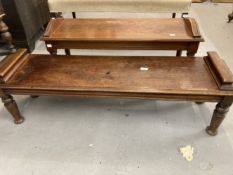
43 18 203 42
1 54 231 97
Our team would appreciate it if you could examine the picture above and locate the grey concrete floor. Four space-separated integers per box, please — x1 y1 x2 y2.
1 2 233 175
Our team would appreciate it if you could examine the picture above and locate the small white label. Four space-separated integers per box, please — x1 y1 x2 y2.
169 33 176 37
47 44 52 48
140 67 149 71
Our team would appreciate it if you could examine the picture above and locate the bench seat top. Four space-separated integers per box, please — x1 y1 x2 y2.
0 50 233 101
43 18 203 42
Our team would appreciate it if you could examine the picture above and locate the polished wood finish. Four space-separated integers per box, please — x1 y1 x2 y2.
1 49 233 135
42 18 204 56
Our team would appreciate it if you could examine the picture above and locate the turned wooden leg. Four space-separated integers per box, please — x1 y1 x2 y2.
1 95 24 124
65 49 71 55
206 97 233 136
176 50 182 57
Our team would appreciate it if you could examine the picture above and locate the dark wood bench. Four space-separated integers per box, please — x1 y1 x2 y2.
1 49 233 136
42 18 204 57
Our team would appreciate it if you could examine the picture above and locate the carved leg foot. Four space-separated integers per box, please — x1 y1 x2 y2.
206 126 217 136
206 97 232 136
1 95 24 124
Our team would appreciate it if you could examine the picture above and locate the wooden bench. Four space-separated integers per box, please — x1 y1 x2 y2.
1 49 233 136
42 18 204 56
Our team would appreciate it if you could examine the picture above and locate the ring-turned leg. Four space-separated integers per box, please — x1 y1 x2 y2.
206 97 233 136
1 95 24 124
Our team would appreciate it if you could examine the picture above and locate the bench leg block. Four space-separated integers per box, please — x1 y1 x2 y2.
206 97 232 136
